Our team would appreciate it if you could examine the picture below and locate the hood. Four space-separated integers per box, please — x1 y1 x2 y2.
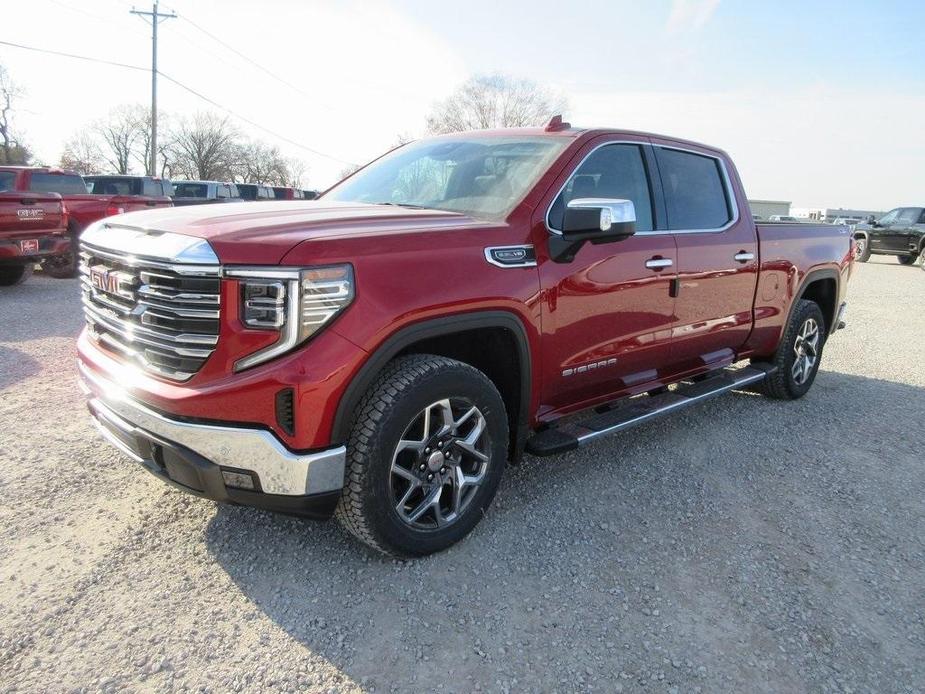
101 200 485 264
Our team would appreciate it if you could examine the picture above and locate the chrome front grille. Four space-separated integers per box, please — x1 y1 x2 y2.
79 241 221 381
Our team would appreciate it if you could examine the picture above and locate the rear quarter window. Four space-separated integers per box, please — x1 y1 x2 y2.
29 173 89 195
656 148 732 230
0 171 15 191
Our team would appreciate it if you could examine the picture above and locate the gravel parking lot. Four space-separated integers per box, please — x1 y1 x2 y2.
1 258 923 693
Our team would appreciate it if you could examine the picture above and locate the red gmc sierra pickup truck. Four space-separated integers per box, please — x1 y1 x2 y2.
0 189 68 285
0 167 172 278
76 121 853 556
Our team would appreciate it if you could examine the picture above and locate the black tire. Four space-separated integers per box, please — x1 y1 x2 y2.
40 227 78 279
754 299 826 400
336 354 508 557
897 254 917 266
0 263 32 286
854 237 871 262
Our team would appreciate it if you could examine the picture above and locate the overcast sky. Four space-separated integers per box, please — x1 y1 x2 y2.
2 0 922 209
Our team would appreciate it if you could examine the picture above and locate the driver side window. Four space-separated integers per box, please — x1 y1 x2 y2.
548 144 654 232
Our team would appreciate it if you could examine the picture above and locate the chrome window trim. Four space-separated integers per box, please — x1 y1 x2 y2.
545 140 651 236
646 144 739 235
544 140 740 238
484 245 538 268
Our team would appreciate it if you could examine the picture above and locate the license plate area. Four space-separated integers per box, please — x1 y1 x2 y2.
19 239 39 254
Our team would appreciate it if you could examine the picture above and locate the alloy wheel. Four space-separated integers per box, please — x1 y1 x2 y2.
389 398 491 530
792 317 820 385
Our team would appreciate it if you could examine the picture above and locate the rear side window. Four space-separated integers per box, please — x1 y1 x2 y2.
656 148 732 230
88 178 134 195
0 172 14 191
142 179 160 196
548 143 654 232
173 183 208 198
29 173 88 195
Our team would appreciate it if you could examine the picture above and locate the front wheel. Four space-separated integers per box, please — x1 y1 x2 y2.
336 354 508 557
897 254 918 266
754 299 826 400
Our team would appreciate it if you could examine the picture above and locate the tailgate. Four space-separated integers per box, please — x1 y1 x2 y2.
0 191 66 236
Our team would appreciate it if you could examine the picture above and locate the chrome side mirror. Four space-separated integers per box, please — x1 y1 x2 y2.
562 198 637 239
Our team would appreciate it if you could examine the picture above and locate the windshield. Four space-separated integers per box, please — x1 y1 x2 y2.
324 136 569 219
173 183 209 198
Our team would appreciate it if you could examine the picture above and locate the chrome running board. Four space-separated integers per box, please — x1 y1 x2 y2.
525 364 774 456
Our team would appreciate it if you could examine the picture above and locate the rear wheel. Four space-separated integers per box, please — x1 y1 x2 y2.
0 263 32 286
336 354 508 557
754 300 826 400
897 254 918 266
41 227 78 279
853 237 870 262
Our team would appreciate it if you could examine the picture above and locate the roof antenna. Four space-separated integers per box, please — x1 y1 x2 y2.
545 115 570 132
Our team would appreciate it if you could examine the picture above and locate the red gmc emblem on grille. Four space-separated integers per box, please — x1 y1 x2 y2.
90 266 133 299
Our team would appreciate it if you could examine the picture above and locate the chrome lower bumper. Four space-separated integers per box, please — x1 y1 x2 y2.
77 361 346 497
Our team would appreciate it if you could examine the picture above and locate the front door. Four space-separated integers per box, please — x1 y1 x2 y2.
535 139 678 416
870 208 920 254
650 142 759 372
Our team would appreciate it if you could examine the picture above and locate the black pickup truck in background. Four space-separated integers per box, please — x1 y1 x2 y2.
171 180 241 207
853 207 925 264
85 175 173 198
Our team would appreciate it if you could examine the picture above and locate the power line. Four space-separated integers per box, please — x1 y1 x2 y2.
0 39 148 73
0 38 357 167
180 16 317 104
157 72 357 165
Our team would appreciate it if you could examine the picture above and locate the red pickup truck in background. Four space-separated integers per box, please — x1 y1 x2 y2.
0 189 68 286
0 167 173 278
76 121 853 556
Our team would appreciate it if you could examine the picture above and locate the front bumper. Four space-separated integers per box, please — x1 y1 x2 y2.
78 360 346 518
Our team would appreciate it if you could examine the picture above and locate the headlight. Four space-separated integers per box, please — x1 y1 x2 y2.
227 264 354 371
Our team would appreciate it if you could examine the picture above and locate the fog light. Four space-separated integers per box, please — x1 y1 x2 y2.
221 469 257 491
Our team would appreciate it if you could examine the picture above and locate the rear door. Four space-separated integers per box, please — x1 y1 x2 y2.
536 137 678 413
651 142 759 373
888 208 925 255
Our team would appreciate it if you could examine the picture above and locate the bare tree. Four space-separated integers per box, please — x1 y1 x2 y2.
337 164 361 181
285 158 306 188
59 132 105 175
91 105 149 174
168 112 240 181
0 63 31 165
231 140 290 185
425 74 566 134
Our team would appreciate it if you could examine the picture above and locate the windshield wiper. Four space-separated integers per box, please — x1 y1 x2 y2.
373 201 429 210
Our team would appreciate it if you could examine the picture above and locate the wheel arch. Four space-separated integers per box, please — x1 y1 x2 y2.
788 268 840 339
331 311 533 462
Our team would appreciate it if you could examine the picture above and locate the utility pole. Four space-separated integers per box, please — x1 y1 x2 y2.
131 1 176 176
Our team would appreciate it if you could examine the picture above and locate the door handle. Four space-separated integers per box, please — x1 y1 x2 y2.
645 257 673 270
733 251 755 263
